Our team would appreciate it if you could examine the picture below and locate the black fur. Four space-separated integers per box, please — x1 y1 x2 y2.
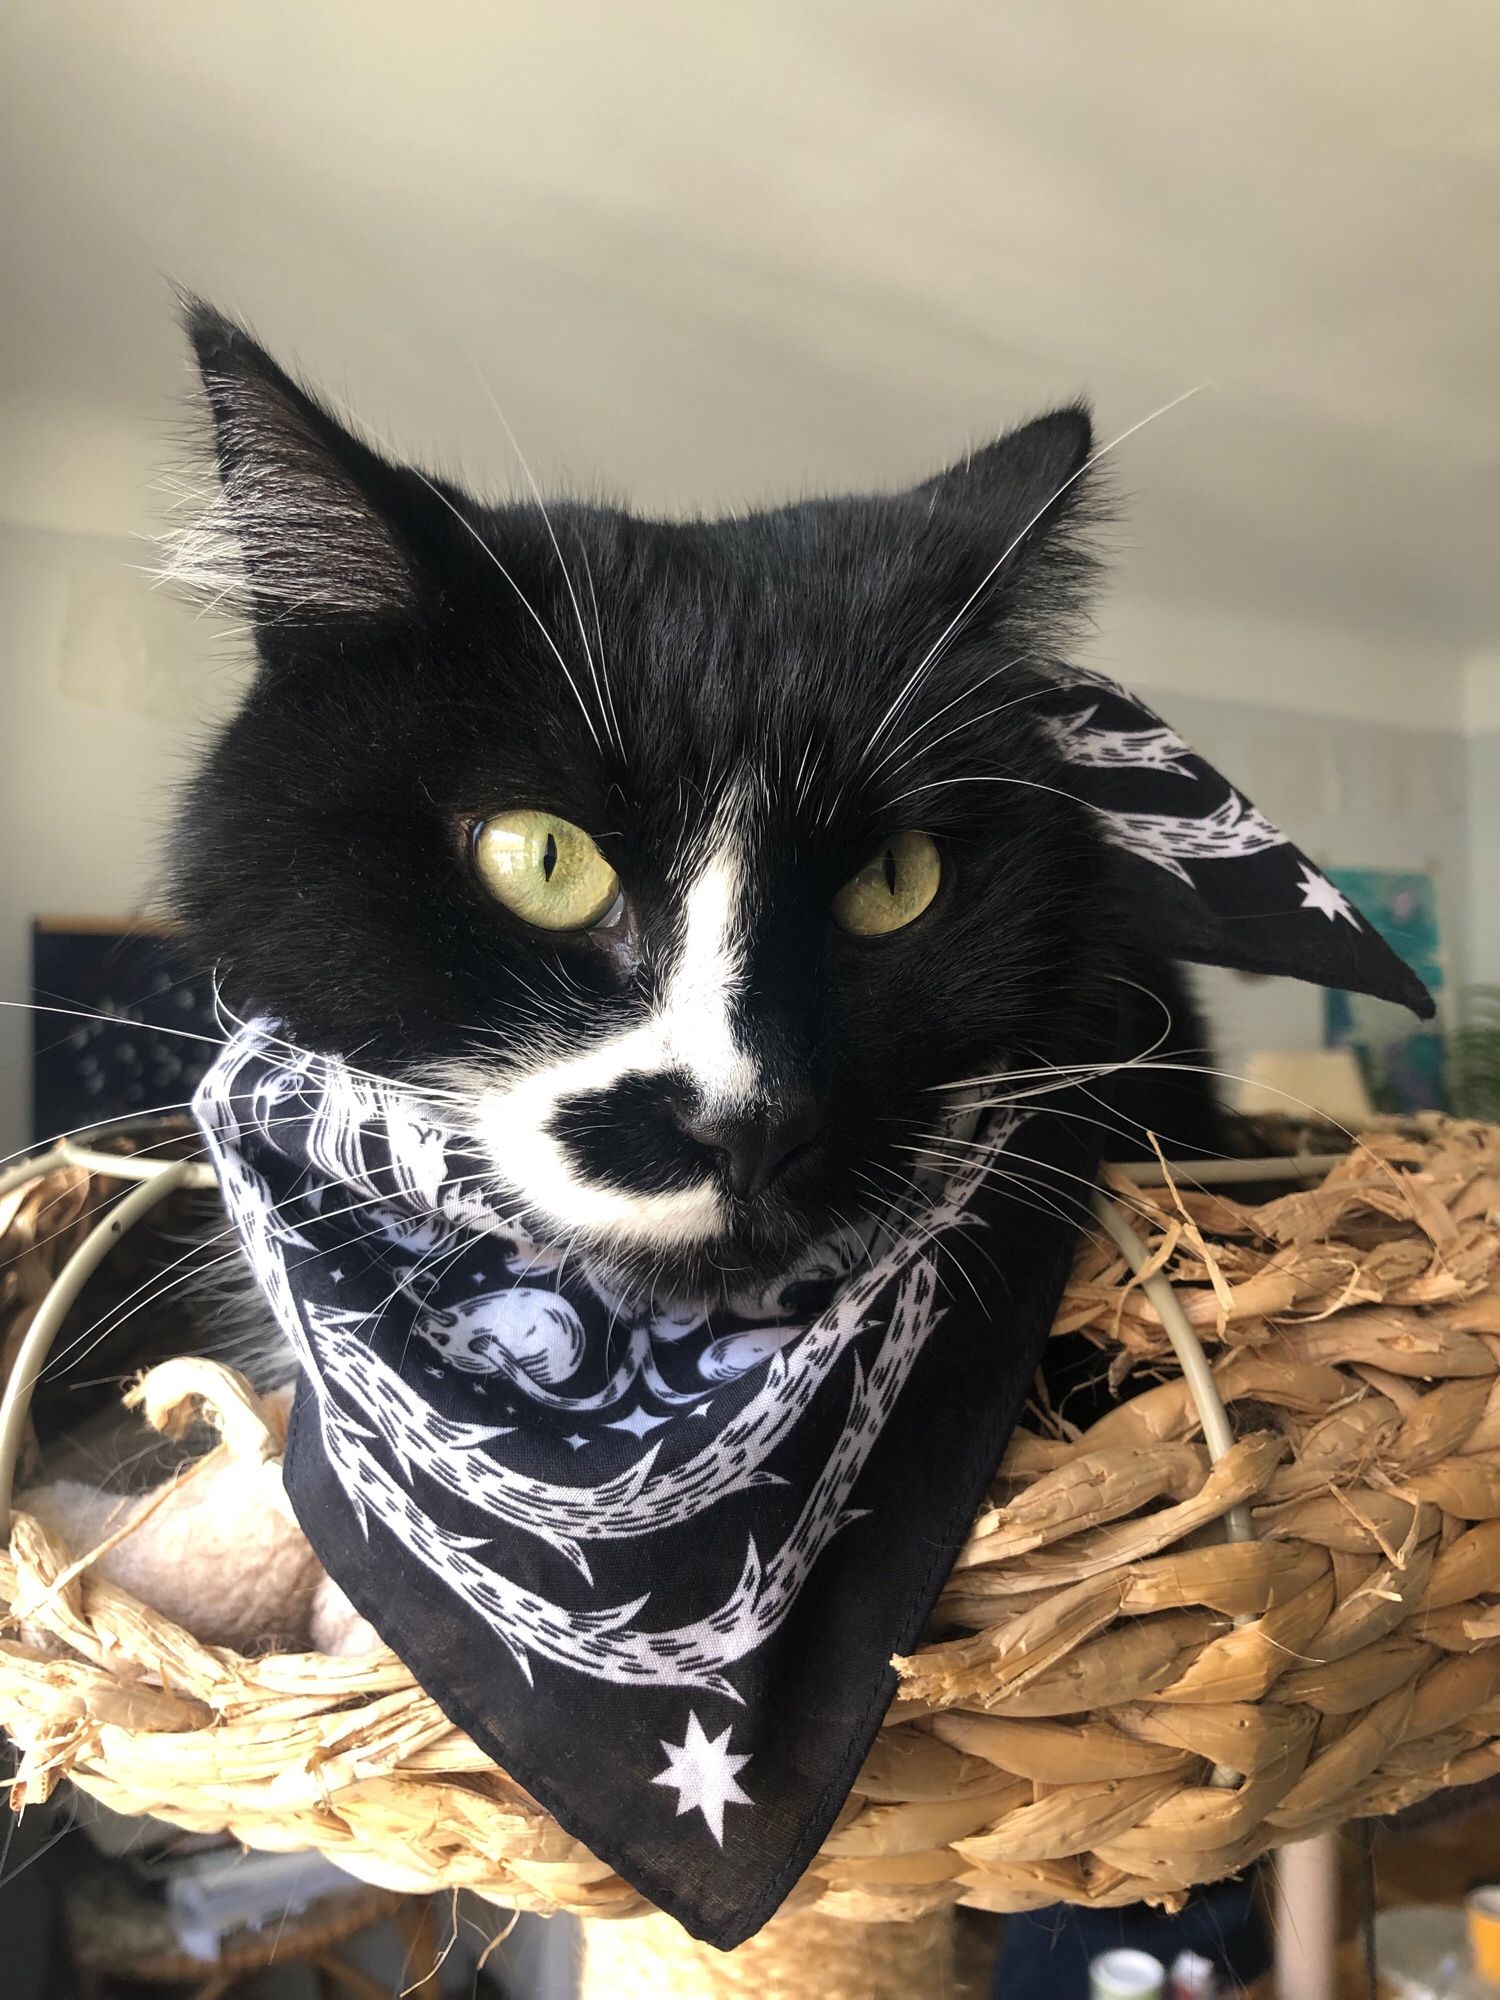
169 303 1216 1299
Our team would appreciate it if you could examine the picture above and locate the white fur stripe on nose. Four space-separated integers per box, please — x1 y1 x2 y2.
658 844 757 1112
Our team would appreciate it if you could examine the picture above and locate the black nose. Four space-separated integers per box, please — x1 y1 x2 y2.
676 1096 823 1201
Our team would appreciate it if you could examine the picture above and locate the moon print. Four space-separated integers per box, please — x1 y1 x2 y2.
414 1287 588 1382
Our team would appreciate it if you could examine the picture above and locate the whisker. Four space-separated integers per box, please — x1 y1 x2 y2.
40 1166 500 1388
932 982 1178 1098
0 1100 208 1186
208 990 471 1108
0 1107 329 1276
969 1058 1362 1156
849 1165 993 1312
864 654 1029 779
865 385 1208 757
319 398 603 757
957 1091 1231 1172
863 1171 1013 1307
569 521 623 754
895 1136 1158 1233
885 770 1100 816
0 996 226 1051
471 366 620 757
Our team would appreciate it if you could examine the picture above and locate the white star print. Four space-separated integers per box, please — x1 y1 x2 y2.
328 1266 346 1284
1297 867 1360 926
652 1711 752 1845
605 1405 671 1438
563 1432 590 1450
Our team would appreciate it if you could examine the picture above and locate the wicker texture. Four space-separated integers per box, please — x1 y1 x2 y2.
0 1160 95 1488
5 1122 1500 1931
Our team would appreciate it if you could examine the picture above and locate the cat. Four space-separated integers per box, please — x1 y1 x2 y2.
167 301 1216 1321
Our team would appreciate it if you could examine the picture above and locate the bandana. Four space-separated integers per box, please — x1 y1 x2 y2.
193 672 1428 1949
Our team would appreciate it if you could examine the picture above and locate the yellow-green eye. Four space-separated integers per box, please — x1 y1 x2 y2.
473 810 621 931
833 831 942 936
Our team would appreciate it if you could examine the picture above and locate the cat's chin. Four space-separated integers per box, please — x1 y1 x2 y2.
561 1210 853 1315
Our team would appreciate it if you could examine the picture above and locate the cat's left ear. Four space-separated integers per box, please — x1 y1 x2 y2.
169 299 431 631
915 405 1094 539
909 407 1098 626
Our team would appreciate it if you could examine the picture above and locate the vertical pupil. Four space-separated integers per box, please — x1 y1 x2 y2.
543 832 558 881
882 847 898 896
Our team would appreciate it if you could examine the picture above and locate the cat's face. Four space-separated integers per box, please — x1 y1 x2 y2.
171 306 1117 1298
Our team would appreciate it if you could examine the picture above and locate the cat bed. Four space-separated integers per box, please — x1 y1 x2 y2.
5 1117 1500 1994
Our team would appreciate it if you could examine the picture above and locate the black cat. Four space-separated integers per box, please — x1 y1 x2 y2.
169 303 1216 1307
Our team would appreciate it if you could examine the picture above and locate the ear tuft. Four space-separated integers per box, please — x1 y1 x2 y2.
164 299 415 623
912 404 1105 642
924 404 1094 519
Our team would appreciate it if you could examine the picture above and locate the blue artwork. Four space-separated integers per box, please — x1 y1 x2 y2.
31 920 223 1145
1322 870 1446 1112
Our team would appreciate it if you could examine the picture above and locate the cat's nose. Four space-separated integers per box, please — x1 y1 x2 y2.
677 1096 823 1201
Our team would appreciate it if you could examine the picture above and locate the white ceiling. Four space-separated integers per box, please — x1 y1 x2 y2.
2 0 1498 711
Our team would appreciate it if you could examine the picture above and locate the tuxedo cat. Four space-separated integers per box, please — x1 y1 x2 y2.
169 303 1215 1307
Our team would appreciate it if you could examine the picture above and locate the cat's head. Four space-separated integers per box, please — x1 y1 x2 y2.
169 303 1122 1299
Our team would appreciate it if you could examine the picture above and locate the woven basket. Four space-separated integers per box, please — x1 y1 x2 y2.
5 1119 1500 1992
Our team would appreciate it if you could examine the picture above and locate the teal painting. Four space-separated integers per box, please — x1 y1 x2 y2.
1322 868 1446 1112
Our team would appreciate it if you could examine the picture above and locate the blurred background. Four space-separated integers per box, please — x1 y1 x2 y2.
0 5 1498 1994
2 0 1498 1157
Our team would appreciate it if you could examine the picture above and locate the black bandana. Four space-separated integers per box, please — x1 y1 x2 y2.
194 671 1428 1948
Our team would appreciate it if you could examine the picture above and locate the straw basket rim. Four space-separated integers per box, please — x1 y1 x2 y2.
4 1113 1500 1927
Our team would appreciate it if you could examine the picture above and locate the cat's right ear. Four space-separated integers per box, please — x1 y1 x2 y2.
169 300 426 629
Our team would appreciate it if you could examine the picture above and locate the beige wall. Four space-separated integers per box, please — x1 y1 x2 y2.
0 523 242 1154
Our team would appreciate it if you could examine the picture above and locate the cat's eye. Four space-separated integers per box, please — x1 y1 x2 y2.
832 831 942 936
473 810 621 931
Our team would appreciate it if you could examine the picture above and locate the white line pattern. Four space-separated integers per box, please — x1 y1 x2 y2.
194 1022 1017 1701
1096 791 1286 884
1041 704 1193 777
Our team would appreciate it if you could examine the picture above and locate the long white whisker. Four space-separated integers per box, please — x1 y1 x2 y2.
940 1091 1225 1165
208 989 470 1108
41 1166 499 1386
848 1165 993 1310
1 996 227 1051
874 683 1076 787
569 521 623 754
470 367 620 757
864 1153 1096 1256
886 771 1099 815
0 1100 211 1184
864 654 1028 779
934 976 1178 1099
865 384 1208 756
342 411 603 755
2 1107 332 1274
967 1058 1361 1153
896 1137 1158 1229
